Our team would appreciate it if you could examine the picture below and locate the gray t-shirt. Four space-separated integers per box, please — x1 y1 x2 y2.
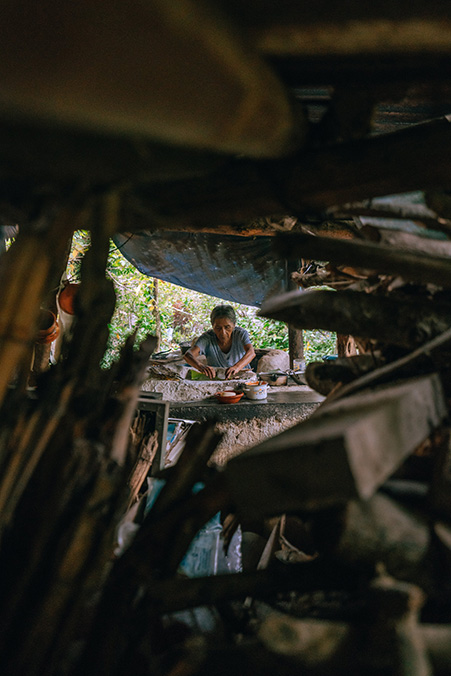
195 327 251 367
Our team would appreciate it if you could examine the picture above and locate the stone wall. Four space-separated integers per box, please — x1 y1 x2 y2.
142 377 320 465
212 407 315 465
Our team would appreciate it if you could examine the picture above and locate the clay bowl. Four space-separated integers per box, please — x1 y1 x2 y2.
214 390 244 404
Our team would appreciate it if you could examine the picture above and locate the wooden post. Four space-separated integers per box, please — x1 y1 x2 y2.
287 260 304 369
289 324 304 369
152 278 161 352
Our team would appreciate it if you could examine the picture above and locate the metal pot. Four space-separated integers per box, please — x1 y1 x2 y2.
259 372 288 386
242 381 268 399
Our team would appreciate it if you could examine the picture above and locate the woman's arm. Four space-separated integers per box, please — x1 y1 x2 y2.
184 345 216 379
225 342 256 379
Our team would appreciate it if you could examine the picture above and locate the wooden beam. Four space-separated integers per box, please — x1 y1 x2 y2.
144 559 359 613
121 117 451 231
259 289 451 349
122 162 286 233
269 53 451 88
304 355 380 396
0 1 302 158
225 1 451 57
274 231 451 289
0 120 226 187
285 116 451 211
327 201 451 238
5 119 451 238
225 374 446 518
321 326 451 406
289 326 304 369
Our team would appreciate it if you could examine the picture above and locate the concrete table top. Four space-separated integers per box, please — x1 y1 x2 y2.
169 386 324 422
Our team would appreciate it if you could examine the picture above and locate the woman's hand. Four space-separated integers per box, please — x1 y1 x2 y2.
200 364 216 379
225 343 255 380
185 346 216 379
225 365 239 379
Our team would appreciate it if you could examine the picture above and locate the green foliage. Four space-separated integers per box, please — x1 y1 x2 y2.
66 230 91 282
304 329 336 362
67 231 336 367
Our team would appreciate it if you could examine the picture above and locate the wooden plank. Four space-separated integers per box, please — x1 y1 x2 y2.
259 288 451 349
124 164 291 234
0 119 226 189
224 374 446 518
275 231 451 289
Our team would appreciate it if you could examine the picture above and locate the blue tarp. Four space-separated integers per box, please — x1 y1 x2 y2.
113 231 291 307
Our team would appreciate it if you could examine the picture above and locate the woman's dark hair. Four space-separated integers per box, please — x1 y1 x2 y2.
210 304 236 325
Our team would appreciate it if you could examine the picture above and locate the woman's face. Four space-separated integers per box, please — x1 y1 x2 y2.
212 317 235 344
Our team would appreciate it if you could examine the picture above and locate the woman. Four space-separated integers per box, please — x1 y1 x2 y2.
184 305 255 380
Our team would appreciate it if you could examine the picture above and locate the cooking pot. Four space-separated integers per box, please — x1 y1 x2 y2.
259 372 288 386
242 381 268 400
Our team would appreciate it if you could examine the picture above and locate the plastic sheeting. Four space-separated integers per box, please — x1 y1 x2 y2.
112 231 291 307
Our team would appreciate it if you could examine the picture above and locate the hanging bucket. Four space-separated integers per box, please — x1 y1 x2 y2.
36 310 59 344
